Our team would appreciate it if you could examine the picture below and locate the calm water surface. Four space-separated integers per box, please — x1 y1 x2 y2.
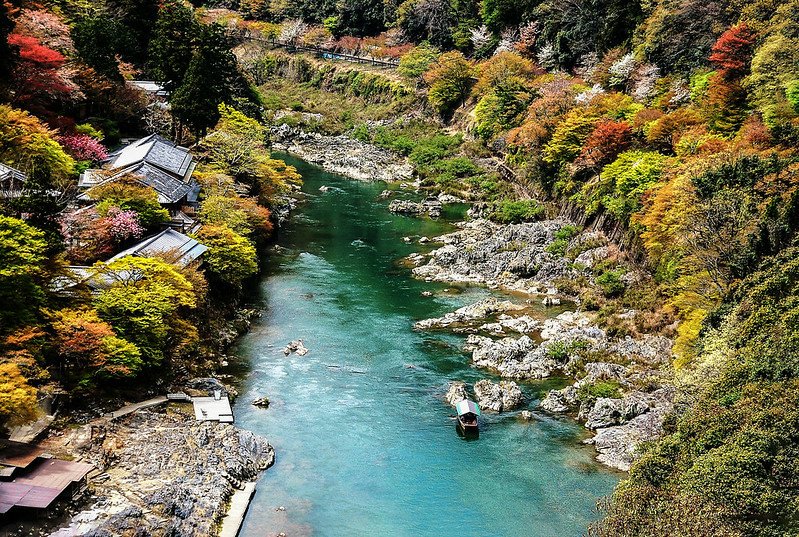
232 155 619 537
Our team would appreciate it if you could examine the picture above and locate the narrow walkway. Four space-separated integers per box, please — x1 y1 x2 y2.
219 482 257 537
105 396 168 420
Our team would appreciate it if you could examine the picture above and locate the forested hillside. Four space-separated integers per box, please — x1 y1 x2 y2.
0 0 299 431
2 0 799 534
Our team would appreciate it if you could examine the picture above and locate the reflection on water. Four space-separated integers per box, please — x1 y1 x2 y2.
231 155 619 537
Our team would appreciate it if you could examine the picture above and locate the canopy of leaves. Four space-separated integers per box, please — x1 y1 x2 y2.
0 215 47 330
0 363 38 428
0 105 75 183
194 224 258 288
423 51 475 117
397 44 440 80
51 308 143 383
89 177 170 229
93 256 196 367
592 247 799 537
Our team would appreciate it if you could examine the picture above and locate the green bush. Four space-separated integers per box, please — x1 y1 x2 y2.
597 269 626 297
579 380 622 400
489 199 546 223
546 225 581 256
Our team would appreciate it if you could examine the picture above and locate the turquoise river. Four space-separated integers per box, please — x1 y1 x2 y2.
230 155 620 537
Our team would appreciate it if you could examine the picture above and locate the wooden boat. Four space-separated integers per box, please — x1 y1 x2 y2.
455 399 481 435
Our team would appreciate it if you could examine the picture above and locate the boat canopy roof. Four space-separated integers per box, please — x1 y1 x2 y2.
456 400 481 416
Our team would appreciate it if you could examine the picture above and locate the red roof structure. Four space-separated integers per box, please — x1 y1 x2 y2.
0 457 93 514
0 440 45 469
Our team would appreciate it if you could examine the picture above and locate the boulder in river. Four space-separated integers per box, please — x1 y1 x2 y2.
467 335 558 379
414 298 525 331
473 379 524 412
540 386 578 413
252 397 270 408
444 381 469 406
388 198 442 218
283 340 309 356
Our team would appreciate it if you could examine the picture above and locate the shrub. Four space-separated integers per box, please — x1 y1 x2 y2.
579 380 622 400
489 199 545 223
546 225 581 256
597 269 625 297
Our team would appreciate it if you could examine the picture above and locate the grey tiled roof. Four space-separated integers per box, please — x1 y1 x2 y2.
0 163 26 183
79 163 196 205
108 228 208 266
81 135 197 205
108 134 194 180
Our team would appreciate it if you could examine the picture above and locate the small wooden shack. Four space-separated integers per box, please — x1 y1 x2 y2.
0 440 93 516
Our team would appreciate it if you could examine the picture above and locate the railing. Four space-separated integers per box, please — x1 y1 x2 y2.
239 34 400 68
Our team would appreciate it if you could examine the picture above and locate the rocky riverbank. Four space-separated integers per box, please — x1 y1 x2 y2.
270 124 414 183
39 404 273 537
410 219 592 293
413 219 675 472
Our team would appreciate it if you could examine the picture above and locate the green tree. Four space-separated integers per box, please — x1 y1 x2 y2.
332 0 386 37
423 51 475 118
199 104 267 179
148 0 198 92
194 224 258 289
71 17 130 80
0 215 48 330
398 44 441 81
587 150 668 220
197 194 273 240
198 105 301 202
93 256 196 367
107 0 160 64
171 24 252 135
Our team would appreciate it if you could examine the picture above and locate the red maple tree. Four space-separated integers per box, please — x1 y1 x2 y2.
709 23 756 79
576 119 633 169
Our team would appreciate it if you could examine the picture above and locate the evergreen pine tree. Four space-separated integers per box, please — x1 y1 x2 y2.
170 24 241 136
148 0 199 92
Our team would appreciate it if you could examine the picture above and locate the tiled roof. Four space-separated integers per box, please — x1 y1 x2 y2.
108 228 208 266
79 163 195 205
108 134 194 180
0 163 26 183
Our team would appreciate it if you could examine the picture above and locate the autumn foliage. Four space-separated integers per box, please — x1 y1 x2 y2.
576 119 632 169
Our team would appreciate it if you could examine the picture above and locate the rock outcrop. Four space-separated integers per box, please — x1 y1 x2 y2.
584 407 670 471
414 297 525 331
540 386 578 413
388 198 442 218
52 409 274 536
412 219 579 293
473 379 524 412
283 340 309 356
444 381 469 406
270 125 414 183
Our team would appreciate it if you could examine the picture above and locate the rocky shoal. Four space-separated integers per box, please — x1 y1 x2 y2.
413 218 675 472
270 124 414 183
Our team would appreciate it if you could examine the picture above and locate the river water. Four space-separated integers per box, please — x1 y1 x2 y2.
231 156 619 537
